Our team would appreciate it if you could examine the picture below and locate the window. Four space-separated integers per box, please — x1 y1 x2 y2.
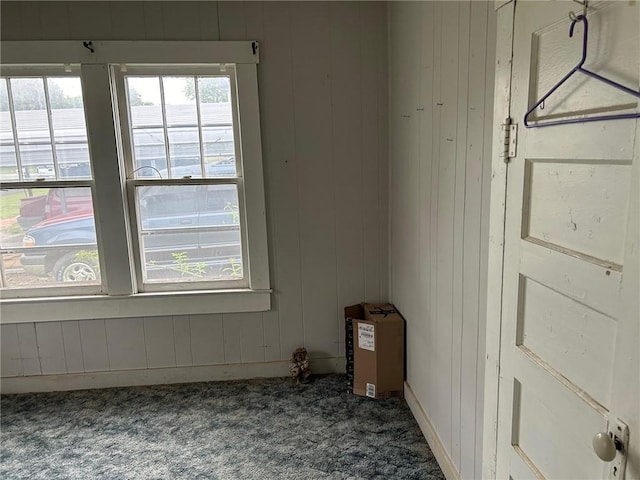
117 67 247 291
0 41 270 320
0 72 102 294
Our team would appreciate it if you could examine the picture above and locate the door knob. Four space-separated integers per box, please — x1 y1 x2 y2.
593 432 616 462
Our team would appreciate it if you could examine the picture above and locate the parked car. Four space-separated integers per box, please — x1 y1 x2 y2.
20 184 243 283
21 208 99 281
17 187 92 229
17 161 236 228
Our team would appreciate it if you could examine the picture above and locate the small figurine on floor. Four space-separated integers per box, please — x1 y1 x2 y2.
290 347 311 384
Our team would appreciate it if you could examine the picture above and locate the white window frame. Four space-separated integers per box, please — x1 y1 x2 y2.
0 41 271 322
0 66 104 297
114 64 249 292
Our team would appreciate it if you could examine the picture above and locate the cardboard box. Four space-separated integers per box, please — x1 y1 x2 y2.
344 303 405 399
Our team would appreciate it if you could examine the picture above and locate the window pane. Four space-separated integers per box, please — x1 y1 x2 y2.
48 77 91 179
199 77 236 176
136 184 242 283
127 77 166 177
11 78 54 178
202 126 235 176
127 77 163 128
198 77 232 124
0 187 101 288
125 74 239 180
0 79 18 181
132 128 167 177
163 76 197 126
167 127 200 177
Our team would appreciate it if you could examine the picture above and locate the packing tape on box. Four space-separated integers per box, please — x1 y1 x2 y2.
368 307 398 317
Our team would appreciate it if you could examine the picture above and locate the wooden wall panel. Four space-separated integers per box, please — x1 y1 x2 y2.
189 314 225 366
239 312 265 363
376 2 389 304
461 3 491 478
262 311 281 362
1 324 23 377
78 320 109 372
362 3 383 304
16 3 43 39
61 321 84 373
67 2 113 40
389 0 419 393
198 2 220 40
451 2 471 468
143 316 176 369
291 2 338 358
331 2 365 358
109 2 147 41
476 10 496 477
218 1 248 40
0 2 26 40
35 322 67 375
16 323 41 375
222 313 244 363
142 3 165 40
435 2 459 453
172 316 193 367
160 3 203 40
389 2 495 478
429 2 444 445
417 0 436 436
38 3 71 40
260 2 304 359
105 317 147 371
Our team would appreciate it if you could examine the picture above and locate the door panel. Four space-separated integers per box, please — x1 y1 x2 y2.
523 160 631 266
517 277 617 408
520 240 623 317
511 357 608 479
496 1 639 478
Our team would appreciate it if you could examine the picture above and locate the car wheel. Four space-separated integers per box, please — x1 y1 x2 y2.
53 252 99 282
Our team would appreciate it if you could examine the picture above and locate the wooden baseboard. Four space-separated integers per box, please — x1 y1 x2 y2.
404 381 460 480
1 357 345 394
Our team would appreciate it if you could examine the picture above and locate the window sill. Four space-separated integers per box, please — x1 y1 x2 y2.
0 289 271 324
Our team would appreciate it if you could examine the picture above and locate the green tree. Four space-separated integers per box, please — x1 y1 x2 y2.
128 87 153 107
0 78 82 111
184 77 229 103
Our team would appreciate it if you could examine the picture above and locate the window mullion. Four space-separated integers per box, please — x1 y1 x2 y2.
81 64 135 295
194 76 206 178
5 79 24 182
0 253 6 288
158 77 172 179
42 78 60 180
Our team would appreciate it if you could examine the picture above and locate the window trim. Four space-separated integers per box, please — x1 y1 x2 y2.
0 41 271 321
0 41 259 66
0 288 272 323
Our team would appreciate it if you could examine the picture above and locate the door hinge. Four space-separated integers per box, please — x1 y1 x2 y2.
501 118 518 163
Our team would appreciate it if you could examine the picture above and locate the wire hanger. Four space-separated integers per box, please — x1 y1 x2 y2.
524 13 640 128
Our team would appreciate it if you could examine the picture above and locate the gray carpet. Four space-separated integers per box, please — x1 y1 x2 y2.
1 374 444 479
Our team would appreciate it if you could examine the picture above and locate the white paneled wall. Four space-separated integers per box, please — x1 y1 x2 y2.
0 2 388 387
389 2 495 479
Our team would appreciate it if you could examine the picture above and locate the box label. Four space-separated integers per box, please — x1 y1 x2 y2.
366 383 376 398
358 323 375 351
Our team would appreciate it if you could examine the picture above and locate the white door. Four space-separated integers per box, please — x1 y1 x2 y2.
496 1 639 478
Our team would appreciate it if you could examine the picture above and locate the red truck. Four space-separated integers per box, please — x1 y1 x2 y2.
18 187 92 229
